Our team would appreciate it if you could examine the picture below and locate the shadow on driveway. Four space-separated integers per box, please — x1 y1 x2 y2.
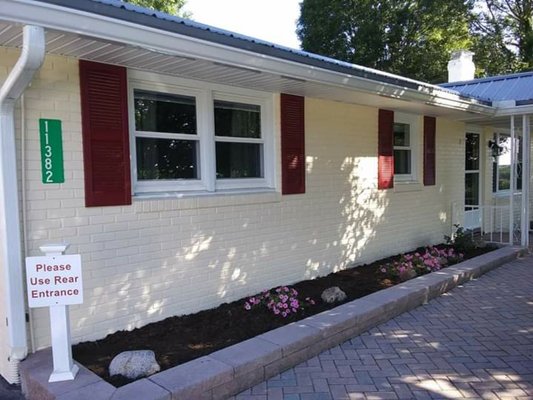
0 376 24 400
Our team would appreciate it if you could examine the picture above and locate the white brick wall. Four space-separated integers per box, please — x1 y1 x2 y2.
1 48 466 351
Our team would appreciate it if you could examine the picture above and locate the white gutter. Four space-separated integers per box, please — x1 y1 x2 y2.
0 25 45 383
494 103 533 117
2 0 494 116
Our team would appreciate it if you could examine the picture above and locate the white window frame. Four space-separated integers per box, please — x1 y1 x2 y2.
493 131 522 195
393 112 419 183
213 91 274 191
128 70 275 195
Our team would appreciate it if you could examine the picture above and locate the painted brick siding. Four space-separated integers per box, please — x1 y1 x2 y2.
1 48 465 350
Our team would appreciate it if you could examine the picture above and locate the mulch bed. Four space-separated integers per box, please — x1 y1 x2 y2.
73 245 495 387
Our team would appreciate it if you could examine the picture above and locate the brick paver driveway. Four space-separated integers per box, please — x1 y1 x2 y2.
235 256 533 400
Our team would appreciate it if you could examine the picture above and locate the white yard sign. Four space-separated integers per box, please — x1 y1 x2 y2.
26 254 83 308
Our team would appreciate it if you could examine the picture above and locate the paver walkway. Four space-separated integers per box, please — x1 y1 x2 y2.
234 256 533 400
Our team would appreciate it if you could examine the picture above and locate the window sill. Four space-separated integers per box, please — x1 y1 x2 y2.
133 188 281 213
393 181 422 193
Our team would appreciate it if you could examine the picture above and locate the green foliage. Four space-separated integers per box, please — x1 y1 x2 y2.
297 0 533 80
122 0 190 18
472 0 533 75
445 224 478 253
297 0 474 83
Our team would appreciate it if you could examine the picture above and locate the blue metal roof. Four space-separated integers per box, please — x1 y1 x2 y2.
441 71 533 104
36 0 491 105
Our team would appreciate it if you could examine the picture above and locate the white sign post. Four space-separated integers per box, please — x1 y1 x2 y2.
25 244 83 383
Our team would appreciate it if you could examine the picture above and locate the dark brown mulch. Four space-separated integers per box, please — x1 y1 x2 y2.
72 245 496 387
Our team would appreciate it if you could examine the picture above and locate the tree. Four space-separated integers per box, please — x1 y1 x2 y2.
297 0 474 83
123 0 190 18
472 0 533 75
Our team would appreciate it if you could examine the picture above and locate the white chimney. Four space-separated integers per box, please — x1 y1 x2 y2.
447 50 475 82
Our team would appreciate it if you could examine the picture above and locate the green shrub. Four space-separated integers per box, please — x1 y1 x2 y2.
445 224 478 253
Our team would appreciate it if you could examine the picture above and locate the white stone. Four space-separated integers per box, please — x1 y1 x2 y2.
109 350 160 380
321 287 347 304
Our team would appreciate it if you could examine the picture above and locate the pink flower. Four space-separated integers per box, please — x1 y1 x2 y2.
244 302 251 310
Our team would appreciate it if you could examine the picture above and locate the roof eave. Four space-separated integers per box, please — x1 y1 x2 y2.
3 0 495 116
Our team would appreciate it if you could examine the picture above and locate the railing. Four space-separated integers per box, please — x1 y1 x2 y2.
464 204 519 245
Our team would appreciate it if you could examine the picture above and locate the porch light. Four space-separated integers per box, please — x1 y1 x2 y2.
488 139 505 159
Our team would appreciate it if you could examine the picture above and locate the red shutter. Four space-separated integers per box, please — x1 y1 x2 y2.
378 109 394 189
423 116 436 186
281 93 305 195
79 60 131 207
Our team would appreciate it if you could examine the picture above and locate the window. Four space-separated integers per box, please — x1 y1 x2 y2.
465 132 480 209
493 133 522 193
214 100 263 179
129 73 274 194
134 90 199 181
393 113 418 182
393 123 411 175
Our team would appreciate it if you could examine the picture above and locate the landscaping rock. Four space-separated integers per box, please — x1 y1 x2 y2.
321 287 347 304
109 350 160 380
399 269 417 281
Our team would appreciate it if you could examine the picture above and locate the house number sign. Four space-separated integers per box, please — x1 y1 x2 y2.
39 119 65 184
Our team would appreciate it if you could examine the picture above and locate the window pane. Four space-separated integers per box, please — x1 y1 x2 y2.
393 123 410 146
497 135 512 165
465 133 480 171
517 162 523 190
394 149 411 175
136 138 198 180
498 165 510 191
465 173 480 205
134 90 196 134
216 142 262 178
214 100 261 138
495 134 522 191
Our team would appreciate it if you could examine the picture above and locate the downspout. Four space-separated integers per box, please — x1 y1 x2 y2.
0 25 45 384
21 94 37 353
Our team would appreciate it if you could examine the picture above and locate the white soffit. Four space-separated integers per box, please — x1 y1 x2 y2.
0 20 491 120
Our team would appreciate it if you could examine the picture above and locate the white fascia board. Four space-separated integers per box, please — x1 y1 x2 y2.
2 0 495 116
494 103 533 117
